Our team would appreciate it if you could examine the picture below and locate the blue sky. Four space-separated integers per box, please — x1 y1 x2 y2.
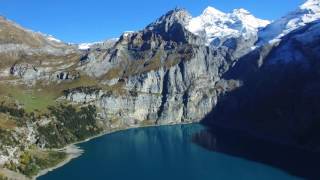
1 0 305 43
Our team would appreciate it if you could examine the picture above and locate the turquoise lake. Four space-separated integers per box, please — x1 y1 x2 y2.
39 124 301 180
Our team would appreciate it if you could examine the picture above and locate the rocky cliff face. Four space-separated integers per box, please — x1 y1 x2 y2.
64 8 247 128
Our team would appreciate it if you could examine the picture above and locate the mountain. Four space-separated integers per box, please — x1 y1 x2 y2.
203 1 320 150
204 20 320 149
258 0 320 45
77 8 228 125
0 16 81 84
1 0 320 179
187 7 270 46
0 16 74 53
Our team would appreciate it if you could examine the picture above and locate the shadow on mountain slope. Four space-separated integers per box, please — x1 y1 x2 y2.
194 21 320 179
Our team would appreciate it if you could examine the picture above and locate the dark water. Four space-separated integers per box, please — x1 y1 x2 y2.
39 124 300 180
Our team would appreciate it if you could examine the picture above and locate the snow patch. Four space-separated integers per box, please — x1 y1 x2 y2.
78 42 102 50
123 31 134 37
46 35 62 43
77 38 119 50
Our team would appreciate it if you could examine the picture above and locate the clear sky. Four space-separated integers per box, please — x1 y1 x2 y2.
1 0 305 43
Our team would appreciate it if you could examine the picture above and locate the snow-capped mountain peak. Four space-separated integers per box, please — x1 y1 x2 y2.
231 8 270 29
258 0 320 45
202 6 225 16
233 8 250 15
186 6 270 46
300 0 320 12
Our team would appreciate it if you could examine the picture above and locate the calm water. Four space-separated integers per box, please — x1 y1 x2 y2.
39 124 300 180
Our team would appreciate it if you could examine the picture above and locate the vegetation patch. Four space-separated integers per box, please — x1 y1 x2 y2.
0 84 57 113
0 102 25 118
0 173 8 180
102 66 123 80
0 74 100 113
7 150 66 178
0 129 19 149
39 104 102 148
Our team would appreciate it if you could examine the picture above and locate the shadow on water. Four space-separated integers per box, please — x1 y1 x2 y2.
192 126 320 179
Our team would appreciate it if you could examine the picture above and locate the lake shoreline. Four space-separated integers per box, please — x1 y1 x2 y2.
34 121 197 179
35 123 301 180
32 145 83 180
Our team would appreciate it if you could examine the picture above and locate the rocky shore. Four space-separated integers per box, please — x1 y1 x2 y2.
33 145 83 180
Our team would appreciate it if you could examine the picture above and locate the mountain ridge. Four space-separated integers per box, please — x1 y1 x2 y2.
258 0 320 45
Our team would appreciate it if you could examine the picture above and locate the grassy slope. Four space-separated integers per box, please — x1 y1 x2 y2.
0 74 98 112
0 113 17 129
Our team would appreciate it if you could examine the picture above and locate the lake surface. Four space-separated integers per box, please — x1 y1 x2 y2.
39 124 300 180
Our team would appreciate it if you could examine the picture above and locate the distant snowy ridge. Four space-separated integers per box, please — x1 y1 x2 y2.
123 31 135 37
186 7 270 46
78 38 119 50
46 35 62 43
258 0 320 45
78 42 101 50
